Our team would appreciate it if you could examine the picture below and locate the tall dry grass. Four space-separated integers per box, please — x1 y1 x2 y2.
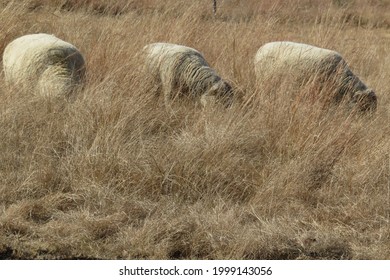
0 0 390 259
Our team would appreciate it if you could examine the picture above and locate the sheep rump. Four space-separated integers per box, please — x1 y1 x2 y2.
142 42 233 108
3 33 86 97
254 41 377 111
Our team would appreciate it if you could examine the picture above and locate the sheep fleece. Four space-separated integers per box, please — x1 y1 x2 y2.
254 41 377 110
3 33 85 96
143 42 231 106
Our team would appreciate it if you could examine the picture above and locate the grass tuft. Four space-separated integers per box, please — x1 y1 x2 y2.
1 0 390 259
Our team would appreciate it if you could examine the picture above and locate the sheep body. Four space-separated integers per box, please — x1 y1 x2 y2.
3 33 85 97
254 41 377 111
143 42 233 108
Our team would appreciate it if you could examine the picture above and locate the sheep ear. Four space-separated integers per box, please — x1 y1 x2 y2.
208 83 220 94
352 90 363 102
200 94 217 107
352 90 377 111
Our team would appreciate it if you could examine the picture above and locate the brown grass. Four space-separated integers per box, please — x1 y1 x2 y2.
1 0 390 259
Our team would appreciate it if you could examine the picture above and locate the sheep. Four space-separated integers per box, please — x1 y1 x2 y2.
3 33 86 98
142 42 233 109
254 41 377 112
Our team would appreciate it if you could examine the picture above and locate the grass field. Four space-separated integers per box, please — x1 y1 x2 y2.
0 0 390 259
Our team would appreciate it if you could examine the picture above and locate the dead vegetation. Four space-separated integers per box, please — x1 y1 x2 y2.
0 0 390 259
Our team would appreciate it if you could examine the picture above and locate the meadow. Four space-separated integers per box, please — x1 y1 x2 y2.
0 0 390 259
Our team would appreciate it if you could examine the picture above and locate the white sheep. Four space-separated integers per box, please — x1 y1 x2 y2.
3 33 85 98
254 41 377 111
142 42 233 109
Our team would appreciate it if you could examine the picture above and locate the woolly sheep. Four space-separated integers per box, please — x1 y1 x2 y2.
254 41 377 111
142 42 233 109
3 33 85 97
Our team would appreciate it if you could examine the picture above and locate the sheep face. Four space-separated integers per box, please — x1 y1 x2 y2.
350 89 377 112
202 80 234 108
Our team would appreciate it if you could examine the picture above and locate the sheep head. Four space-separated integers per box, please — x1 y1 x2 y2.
351 89 377 112
201 79 234 108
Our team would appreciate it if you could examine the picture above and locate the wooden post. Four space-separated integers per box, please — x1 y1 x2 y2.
213 0 217 16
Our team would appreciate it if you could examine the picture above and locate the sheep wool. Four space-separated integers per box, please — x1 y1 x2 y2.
143 42 233 108
254 41 377 111
3 33 85 97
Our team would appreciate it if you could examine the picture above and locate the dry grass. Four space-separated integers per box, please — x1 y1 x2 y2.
1 0 390 259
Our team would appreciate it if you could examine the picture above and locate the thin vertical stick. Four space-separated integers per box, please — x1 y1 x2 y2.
213 0 217 16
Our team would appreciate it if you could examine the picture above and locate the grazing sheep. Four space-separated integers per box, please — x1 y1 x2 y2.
3 33 85 97
142 42 233 109
254 41 377 111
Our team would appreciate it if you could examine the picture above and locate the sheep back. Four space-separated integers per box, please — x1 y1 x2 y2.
3 33 85 97
143 42 233 107
254 41 377 111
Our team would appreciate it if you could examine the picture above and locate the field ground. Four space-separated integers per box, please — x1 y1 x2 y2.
0 0 390 259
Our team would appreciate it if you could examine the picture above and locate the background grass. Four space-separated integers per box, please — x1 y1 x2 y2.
0 0 390 259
